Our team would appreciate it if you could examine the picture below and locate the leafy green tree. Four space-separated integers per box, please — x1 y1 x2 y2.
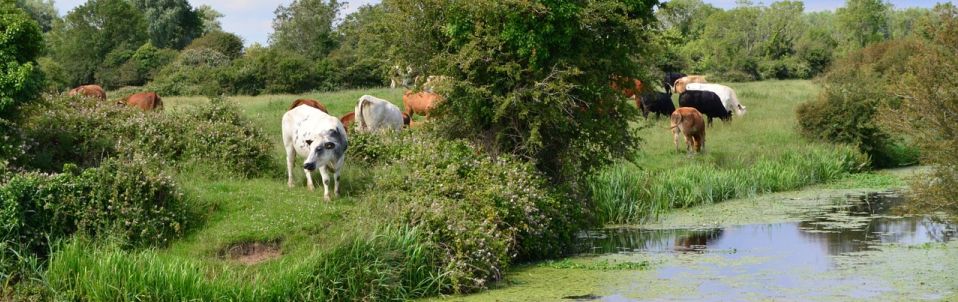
196 4 223 34
131 0 203 49
382 0 659 185
329 4 390 87
48 0 147 86
698 3 763 80
656 0 719 40
837 0 891 49
15 0 56 32
96 43 176 89
0 1 43 118
185 30 244 60
270 0 343 60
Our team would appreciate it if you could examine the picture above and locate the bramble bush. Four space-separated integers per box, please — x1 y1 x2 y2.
1 157 190 286
350 131 580 293
18 95 273 177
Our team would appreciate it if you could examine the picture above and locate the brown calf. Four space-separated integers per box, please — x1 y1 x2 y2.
670 107 706 154
119 92 163 111
68 85 107 100
288 99 328 113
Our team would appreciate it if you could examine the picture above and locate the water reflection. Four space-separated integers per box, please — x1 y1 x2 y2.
578 191 957 261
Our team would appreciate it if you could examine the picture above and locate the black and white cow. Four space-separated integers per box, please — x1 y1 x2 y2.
678 90 731 127
282 105 348 201
686 83 747 117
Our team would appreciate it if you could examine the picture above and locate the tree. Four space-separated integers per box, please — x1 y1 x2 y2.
48 0 147 86
185 30 244 60
0 1 43 119
270 0 343 60
329 4 391 87
196 4 223 34
656 0 719 40
131 0 203 49
382 0 659 186
14 0 56 32
837 0 891 49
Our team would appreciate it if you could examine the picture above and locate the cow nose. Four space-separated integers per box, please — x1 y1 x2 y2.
303 163 316 171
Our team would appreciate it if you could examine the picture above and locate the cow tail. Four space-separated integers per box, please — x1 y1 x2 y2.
155 95 164 110
356 97 369 130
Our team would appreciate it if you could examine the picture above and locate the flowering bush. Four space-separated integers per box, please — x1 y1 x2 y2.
350 131 581 293
18 96 273 177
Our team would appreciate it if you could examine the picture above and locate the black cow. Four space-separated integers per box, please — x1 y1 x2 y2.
679 90 731 127
664 72 687 96
637 92 676 119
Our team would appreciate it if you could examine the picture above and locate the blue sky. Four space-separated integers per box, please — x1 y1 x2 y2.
52 0 948 46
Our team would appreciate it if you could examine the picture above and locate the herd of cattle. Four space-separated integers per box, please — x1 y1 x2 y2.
66 73 745 200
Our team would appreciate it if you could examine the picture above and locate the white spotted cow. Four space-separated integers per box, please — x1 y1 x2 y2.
355 95 405 133
282 105 348 201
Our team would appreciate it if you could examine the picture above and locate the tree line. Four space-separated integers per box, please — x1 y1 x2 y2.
12 0 944 96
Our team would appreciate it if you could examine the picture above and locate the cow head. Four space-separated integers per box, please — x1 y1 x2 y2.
735 104 747 116
302 129 346 171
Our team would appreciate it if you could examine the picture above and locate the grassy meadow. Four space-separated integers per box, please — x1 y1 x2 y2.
591 80 868 223
25 80 875 300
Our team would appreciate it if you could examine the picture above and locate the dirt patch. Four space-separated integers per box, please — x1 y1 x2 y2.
220 241 282 265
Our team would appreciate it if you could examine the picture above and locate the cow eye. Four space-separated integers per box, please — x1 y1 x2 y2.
324 142 335 149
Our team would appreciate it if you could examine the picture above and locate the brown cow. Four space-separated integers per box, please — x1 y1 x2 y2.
339 112 355 131
288 99 328 113
402 90 442 119
672 76 708 94
118 92 163 111
670 107 706 155
68 85 107 100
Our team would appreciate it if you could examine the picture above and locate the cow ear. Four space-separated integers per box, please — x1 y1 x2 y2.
305 140 313 146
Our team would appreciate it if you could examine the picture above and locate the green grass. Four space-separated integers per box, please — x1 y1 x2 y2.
591 80 870 224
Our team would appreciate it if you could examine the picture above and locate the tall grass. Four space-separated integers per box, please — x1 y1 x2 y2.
44 226 447 301
591 146 867 223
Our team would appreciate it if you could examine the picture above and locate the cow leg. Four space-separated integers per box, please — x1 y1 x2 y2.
318 166 332 201
304 169 316 191
673 128 682 153
333 168 340 198
286 145 296 188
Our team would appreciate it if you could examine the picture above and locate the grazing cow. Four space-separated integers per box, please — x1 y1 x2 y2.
118 92 163 111
402 90 441 119
288 99 328 113
672 76 708 94
637 92 676 119
663 72 687 95
685 83 747 117
678 90 730 126
670 107 706 154
354 95 405 133
68 85 107 100
282 106 348 201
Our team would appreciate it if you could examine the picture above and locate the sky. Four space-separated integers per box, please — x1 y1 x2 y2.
53 0 948 46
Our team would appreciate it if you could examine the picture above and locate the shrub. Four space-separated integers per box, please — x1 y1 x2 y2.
17 95 273 177
878 4 958 212
185 30 244 60
149 48 230 96
350 131 580 293
796 39 923 168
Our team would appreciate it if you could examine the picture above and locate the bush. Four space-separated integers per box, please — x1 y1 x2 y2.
185 30 244 60
96 43 177 90
149 48 230 96
17 95 273 177
796 39 923 168
350 131 580 293
879 4 958 212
